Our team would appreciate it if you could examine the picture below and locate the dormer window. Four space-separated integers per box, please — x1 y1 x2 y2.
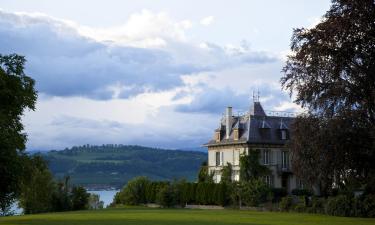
233 129 239 140
281 130 287 140
215 131 221 142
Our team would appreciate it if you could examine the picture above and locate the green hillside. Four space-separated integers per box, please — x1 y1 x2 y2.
41 145 207 189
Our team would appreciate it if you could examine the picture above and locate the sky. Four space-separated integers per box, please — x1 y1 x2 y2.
0 0 332 150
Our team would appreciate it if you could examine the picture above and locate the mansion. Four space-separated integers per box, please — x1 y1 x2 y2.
204 99 302 193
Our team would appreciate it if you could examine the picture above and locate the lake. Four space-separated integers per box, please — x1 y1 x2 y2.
88 190 119 207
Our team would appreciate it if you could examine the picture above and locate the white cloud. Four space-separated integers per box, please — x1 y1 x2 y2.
200 16 214 26
0 9 295 150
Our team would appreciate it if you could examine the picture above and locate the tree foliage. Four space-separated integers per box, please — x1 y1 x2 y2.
18 156 55 214
281 0 375 195
0 54 37 214
221 163 233 184
239 149 270 182
197 161 213 183
71 186 90 211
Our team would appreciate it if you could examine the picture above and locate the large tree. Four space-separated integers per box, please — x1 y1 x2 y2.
0 54 37 214
281 0 375 195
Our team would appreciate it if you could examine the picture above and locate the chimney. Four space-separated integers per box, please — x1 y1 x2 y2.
226 106 232 139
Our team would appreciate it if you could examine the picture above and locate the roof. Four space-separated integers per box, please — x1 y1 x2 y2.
204 101 295 147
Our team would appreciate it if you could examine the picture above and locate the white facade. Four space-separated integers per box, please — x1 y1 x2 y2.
207 146 298 192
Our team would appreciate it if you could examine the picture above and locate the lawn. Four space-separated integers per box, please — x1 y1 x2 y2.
1 207 374 225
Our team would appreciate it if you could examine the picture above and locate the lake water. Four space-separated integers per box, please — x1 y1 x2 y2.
88 190 119 207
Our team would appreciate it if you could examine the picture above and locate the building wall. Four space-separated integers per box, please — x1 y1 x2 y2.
207 144 298 192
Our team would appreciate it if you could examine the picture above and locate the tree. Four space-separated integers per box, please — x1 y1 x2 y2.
239 149 270 182
18 156 55 214
51 176 72 212
221 163 233 184
0 54 37 214
197 161 213 183
156 184 176 208
88 194 104 209
71 186 89 210
281 0 375 195
121 176 150 205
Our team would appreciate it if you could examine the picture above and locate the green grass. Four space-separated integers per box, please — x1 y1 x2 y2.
1 207 375 225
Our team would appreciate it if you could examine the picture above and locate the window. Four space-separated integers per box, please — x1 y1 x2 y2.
234 149 240 166
263 149 270 165
297 178 305 189
264 175 273 187
282 151 289 169
233 170 240 181
215 131 221 142
216 152 220 166
281 130 287 140
233 129 239 140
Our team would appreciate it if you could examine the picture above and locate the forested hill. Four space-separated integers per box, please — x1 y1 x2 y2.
40 145 207 189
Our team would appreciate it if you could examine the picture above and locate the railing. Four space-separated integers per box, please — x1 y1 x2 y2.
221 110 297 120
264 111 298 118
277 164 292 174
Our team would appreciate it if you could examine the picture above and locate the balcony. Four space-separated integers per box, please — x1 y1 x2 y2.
277 164 292 175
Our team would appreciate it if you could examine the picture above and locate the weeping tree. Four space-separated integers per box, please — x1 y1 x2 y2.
281 0 375 195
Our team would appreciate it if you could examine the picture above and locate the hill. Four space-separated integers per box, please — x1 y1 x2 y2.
41 145 207 189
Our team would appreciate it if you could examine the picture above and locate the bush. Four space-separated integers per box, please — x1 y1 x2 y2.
293 196 307 212
279 196 293 212
361 194 375 217
291 189 312 196
157 185 176 208
271 188 287 203
121 177 150 205
307 197 325 214
326 195 354 217
241 179 270 207
71 186 89 210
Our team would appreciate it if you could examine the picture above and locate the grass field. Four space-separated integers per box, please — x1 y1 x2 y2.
1 207 375 225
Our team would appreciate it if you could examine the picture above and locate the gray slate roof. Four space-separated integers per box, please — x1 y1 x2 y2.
204 101 294 146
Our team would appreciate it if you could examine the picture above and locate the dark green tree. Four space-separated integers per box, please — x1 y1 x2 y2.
239 149 270 182
18 156 55 214
71 186 89 210
220 163 233 184
0 54 37 214
156 184 176 208
121 176 150 205
51 176 72 212
197 161 213 183
281 0 375 195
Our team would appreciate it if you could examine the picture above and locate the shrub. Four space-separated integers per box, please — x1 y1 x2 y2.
121 176 151 205
279 196 293 212
326 195 354 217
293 196 307 212
361 194 375 217
291 189 312 196
307 197 325 214
71 186 90 210
157 185 176 208
241 179 270 207
271 188 287 203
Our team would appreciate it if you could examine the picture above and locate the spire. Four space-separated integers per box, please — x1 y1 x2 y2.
249 91 266 116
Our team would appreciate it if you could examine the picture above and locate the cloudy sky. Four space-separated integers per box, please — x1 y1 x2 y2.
0 0 331 150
